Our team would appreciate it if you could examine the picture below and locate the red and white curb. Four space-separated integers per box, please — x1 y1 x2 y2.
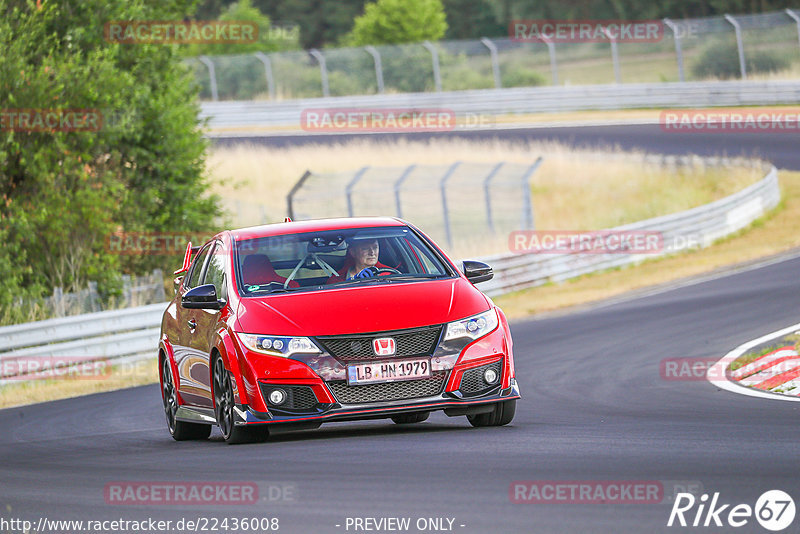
707 323 800 402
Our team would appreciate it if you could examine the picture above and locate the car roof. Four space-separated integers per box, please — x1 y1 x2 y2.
228 217 407 241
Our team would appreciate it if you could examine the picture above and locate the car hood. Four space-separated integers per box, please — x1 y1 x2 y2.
235 277 490 336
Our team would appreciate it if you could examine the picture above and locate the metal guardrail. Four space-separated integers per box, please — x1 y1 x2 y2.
200 80 800 134
478 159 780 297
0 158 779 378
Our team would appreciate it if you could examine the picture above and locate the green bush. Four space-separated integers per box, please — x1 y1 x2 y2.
346 0 448 46
0 0 220 321
501 68 547 88
691 40 790 79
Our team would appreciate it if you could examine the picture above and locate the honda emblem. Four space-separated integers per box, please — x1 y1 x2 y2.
372 337 396 356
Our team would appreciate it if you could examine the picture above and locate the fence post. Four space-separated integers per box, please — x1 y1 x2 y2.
309 49 330 97
542 36 559 85
53 287 65 318
422 41 442 92
786 9 800 53
365 46 385 94
603 29 621 83
724 14 747 80
439 162 461 249
286 170 312 220
197 56 219 101
88 281 99 312
393 164 416 218
253 52 276 100
520 157 543 230
153 269 166 302
663 18 686 82
480 38 502 89
346 167 370 217
482 162 505 234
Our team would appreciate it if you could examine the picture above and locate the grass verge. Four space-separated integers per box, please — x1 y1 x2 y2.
0 358 158 410
494 171 800 319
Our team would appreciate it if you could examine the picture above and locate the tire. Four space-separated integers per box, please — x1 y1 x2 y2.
162 357 211 441
467 400 516 427
391 412 430 425
213 356 269 444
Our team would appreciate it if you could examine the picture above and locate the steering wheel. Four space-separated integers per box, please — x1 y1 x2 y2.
352 266 402 279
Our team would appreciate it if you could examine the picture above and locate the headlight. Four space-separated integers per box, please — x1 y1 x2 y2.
444 309 498 341
235 333 321 357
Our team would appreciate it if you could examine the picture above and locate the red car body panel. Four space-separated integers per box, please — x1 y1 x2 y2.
158 217 520 436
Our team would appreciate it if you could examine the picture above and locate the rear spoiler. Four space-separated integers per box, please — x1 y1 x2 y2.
173 242 201 275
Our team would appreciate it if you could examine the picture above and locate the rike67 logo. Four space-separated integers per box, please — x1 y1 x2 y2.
668 490 795 531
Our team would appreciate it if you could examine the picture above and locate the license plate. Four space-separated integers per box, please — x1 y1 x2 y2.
347 358 431 385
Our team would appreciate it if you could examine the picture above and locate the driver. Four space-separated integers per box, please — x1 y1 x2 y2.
326 238 389 283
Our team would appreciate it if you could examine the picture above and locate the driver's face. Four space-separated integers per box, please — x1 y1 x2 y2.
350 240 379 268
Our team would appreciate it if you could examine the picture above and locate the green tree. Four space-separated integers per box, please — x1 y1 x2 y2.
346 0 448 46
184 0 300 56
0 0 220 319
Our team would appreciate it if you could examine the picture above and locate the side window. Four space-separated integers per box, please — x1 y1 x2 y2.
204 242 228 301
407 241 444 275
186 244 212 289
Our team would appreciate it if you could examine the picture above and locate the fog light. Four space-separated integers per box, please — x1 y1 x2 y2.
483 368 499 385
268 389 287 405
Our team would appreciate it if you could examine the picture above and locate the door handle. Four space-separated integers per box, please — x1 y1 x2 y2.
187 319 197 331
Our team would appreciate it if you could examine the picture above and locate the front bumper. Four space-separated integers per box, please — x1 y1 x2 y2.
232 377 520 428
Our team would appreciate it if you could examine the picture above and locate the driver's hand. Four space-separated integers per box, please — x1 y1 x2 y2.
351 266 379 280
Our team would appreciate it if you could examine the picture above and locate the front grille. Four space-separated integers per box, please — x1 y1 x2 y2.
315 325 443 362
459 360 503 395
259 383 318 411
326 372 447 404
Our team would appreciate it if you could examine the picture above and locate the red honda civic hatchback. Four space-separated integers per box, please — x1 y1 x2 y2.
159 217 520 443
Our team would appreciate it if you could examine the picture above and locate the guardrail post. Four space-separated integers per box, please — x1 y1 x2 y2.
786 9 800 53
724 14 747 80
482 162 505 234
422 41 442 92
520 157 543 230
345 166 370 217
603 28 621 83
663 18 686 82
439 162 461 248
253 52 276 100
393 164 416 218
480 38 502 89
309 49 330 97
365 46 385 94
286 170 312 220
198 56 219 101
542 36 559 85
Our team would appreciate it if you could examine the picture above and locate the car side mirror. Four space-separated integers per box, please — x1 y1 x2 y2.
182 284 225 310
462 260 493 284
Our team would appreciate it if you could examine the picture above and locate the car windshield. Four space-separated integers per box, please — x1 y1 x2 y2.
235 226 452 295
